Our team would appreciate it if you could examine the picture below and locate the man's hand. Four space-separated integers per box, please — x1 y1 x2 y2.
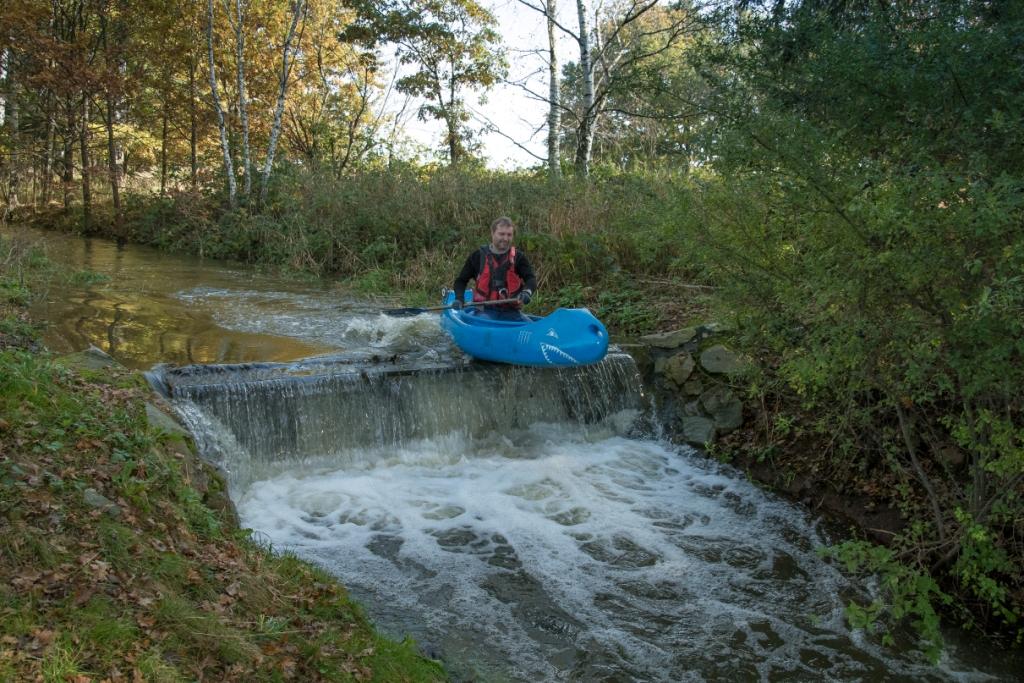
518 289 533 306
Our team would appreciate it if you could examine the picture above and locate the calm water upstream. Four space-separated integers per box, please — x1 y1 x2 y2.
5 225 1019 681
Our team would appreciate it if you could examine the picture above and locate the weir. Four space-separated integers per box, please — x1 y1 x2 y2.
147 348 1001 682
153 350 647 489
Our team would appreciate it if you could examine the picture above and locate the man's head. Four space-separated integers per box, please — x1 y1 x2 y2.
490 217 515 253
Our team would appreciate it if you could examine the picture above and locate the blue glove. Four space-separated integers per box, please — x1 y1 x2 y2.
518 289 533 305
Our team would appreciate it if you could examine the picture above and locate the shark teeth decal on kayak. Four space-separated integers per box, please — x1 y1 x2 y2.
541 343 578 365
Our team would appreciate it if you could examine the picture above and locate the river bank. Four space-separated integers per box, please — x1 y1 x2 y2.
0 235 446 682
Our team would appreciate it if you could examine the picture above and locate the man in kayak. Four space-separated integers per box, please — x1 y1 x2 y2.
452 216 538 320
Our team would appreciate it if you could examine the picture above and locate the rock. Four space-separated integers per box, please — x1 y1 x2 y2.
664 352 695 386
57 345 119 371
715 402 744 433
82 488 121 517
654 356 667 374
682 379 703 396
145 402 189 438
700 345 746 375
640 327 697 349
682 400 703 417
680 416 716 446
700 385 744 434
700 385 732 413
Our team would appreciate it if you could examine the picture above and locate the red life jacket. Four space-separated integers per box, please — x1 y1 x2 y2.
473 246 524 302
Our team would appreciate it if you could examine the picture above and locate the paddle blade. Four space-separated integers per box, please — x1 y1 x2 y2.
382 306 429 317
380 297 517 316
382 304 450 317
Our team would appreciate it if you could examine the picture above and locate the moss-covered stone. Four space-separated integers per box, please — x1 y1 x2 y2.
664 351 695 386
640 327 698 349
700 344 746 375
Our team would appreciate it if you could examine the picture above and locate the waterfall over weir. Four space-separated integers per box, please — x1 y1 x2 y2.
153 351 996 682
153 350 646 490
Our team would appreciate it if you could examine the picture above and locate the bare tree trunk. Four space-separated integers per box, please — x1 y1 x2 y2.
9 69 20 208
0 48 7 127
259 0 307 207
105 94 121 227
79 95 92 232
207 0 237 208
574 0 594 178
546 0 560 179
447 117 460 165
189 56 198 190
2 50 21 207
43 95 55 204
160 101 168 197
63 98 75 209
100 5 122 232
230 0 252 200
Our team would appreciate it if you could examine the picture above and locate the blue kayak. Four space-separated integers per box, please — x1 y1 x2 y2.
439 291 609 367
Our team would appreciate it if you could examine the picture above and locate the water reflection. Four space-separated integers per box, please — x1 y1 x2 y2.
6 226 377 368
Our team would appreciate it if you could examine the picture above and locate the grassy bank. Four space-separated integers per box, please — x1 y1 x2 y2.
0 235 445 682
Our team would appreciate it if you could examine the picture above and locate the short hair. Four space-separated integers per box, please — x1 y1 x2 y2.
490 216 515 233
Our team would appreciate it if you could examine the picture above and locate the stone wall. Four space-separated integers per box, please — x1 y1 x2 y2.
630 324 748 448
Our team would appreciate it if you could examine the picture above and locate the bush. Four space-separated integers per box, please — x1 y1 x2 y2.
695 0 1024 646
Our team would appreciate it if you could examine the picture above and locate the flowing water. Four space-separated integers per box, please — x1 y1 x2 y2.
5 226 1018 681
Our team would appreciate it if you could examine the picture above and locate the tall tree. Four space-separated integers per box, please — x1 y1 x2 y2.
519 0 696 176
259 0 308 205
546 0 560 178
0 48 21 207
99 0 128 232
207 0 238 207
343 0 505 165
227 0 252 199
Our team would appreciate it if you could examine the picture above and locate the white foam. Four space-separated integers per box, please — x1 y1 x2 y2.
174 286 449 352
235 427 992 681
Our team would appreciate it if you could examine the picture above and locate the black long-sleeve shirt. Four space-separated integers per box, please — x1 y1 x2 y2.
453 246 538 300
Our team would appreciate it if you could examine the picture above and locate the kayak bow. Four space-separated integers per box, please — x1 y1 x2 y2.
439 291 609 367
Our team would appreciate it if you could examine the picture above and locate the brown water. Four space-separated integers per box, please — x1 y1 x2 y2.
7 225 448 369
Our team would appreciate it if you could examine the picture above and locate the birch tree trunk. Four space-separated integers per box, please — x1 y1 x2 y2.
207 0 237 208
546 0 560 179
79 96 92 232
230 0 251 200
188 56 198 190
160 101 168 197
43 96 55 204
4 50 21 206
574 0 594 178
445 78 460 165
105 94 121 224
63 98 75 209
259 0 307 207
0 48 7 127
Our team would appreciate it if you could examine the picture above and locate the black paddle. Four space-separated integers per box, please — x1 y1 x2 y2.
383 297 520 317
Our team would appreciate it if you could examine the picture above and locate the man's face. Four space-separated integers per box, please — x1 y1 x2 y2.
491 224 514 253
